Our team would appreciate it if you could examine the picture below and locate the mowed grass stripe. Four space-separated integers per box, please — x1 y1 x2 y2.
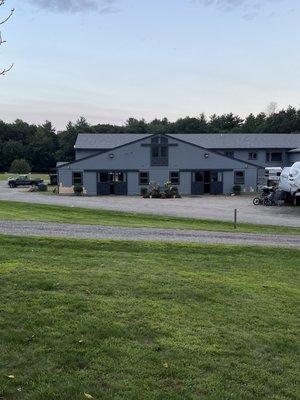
0 200 299 235
0 235 299 399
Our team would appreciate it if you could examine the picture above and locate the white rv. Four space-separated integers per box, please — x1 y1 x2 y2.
279 162 300 195
279 167 291 192
288 161 300 195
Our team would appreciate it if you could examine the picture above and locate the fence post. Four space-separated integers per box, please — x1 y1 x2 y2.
234 209 237 229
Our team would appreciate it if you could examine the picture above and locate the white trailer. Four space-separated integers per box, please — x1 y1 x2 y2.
279 167 291 192
278 162 300 204
265 167 282 186
288 161 300 195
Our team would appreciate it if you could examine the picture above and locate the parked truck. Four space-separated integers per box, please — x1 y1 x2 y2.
7 175 44 188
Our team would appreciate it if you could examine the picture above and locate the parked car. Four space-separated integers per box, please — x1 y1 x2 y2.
7 175 44 188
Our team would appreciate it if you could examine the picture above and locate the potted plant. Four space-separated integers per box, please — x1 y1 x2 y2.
233 185 241 195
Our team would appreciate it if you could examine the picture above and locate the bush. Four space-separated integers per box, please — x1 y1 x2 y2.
163 181 181 198
148 181 161 198
233 185 241 195
73 185 83 196
142 181 182 199
10 159 31 174
140 187 148 197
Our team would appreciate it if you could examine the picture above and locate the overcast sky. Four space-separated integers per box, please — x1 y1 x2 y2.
1 0 300 129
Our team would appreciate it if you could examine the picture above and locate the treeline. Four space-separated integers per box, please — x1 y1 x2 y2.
1 107 300 172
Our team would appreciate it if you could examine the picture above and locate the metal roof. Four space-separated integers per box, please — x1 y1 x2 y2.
75 133 151 149
75 133 300 150
168 133 300 149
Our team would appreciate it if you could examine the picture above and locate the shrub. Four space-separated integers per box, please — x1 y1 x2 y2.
140 187 148 197
73 185 83 196
142 181 182 199
148 181 161 198
233 185 241 195
163 181 181 198
10 159 31 174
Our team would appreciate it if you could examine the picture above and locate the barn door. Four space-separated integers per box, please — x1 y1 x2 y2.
191 171 204 195
210 172 223 194
97 171 127 196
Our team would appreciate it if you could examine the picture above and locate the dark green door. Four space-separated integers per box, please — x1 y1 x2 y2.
191 171 204 195
114 182 127 195
97 171 127 196
97 182 110 195
210 172 223 194
191 171 223 195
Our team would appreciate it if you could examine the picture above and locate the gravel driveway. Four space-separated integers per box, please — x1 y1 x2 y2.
0 181 299 228
1 220 299 248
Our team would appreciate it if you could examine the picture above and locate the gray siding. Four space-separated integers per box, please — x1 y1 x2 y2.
59 169 73 187
223 171 233 195
59 136 260 196
222 169 257 194
75 149 105 160
127 172 139 195
217 149 289 167
64 137 256 170
179 171 191 195
240 168 258 192
83 171 97 196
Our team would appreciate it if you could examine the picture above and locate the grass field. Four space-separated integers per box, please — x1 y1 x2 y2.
0 173 50 182
0 200 299 236
0 236 299 399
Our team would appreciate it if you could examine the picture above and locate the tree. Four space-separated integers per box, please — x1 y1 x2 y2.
125 118 148 133
240 113 258 133
55 119 86 162
0 0 14 75
148 118 171 134
173 114 208 133
0 107 300 172
2 140 25 169
26 122 58 172
209 113 243 132
10 159 31 174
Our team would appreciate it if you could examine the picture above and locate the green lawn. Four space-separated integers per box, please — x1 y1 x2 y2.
0 236 299 399
0 173 50 182
0 200 299 235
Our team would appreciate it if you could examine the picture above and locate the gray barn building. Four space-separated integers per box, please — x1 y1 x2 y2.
57 133 300 196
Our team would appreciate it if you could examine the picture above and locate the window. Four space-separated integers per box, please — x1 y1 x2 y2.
234 171 245 185
161 146 168 157
115 172 125 182
98 172 126 182
248 152 257 160
225 151 234 158
73 172 83 185
170 171 180 185
139 171 149 185
151 146 159 157
151 135 168 166
266 152 282 162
